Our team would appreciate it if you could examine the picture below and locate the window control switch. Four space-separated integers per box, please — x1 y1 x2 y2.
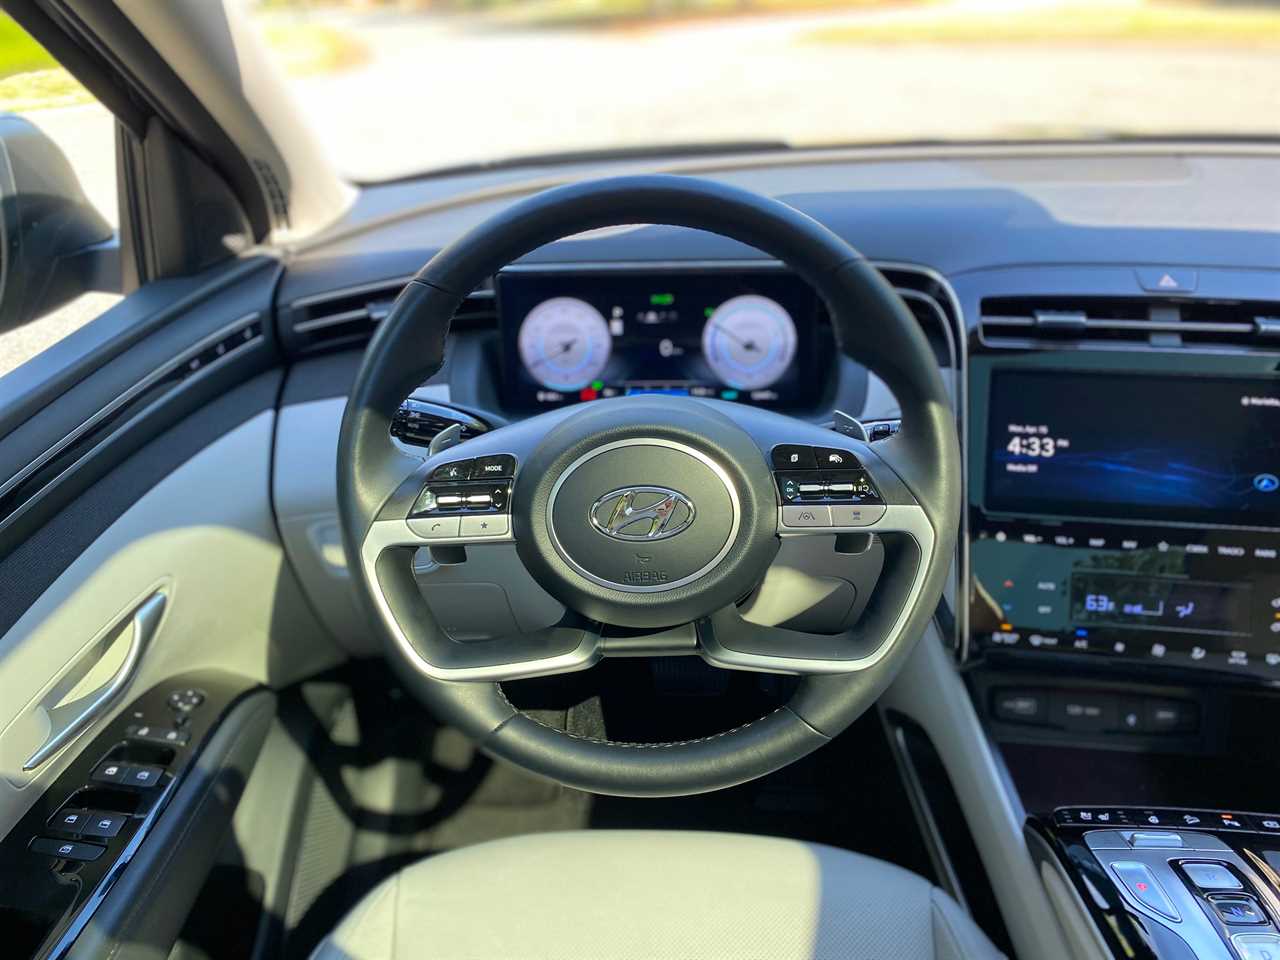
30 837 105 861
80 812 126 839
91 761 130 785
126 764 164 788
48 808 92 834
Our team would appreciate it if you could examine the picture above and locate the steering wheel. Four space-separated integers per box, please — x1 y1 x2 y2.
337 175 960 797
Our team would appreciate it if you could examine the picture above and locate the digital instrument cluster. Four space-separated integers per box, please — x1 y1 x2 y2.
496 269 824 411
969 367 1280 678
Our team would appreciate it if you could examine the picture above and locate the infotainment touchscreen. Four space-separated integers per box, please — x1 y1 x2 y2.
985 370 1280 526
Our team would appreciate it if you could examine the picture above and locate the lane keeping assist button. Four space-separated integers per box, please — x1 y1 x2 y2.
782 505 831 528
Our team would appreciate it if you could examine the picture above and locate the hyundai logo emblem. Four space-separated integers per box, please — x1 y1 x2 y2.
590 487 695 541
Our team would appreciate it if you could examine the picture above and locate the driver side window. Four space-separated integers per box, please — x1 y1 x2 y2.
0 12 121 379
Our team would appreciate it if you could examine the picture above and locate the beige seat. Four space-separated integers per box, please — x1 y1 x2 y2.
311 831 1004 960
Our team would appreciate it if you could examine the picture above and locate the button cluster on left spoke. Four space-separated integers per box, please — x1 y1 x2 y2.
408 455 516 542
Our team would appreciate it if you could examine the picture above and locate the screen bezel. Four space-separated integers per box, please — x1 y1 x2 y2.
494 265 830 413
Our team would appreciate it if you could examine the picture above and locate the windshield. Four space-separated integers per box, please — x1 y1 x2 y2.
245 0 1280 181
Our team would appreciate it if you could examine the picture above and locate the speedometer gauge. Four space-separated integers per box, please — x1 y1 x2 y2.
701 295 797 391
517 297 612 391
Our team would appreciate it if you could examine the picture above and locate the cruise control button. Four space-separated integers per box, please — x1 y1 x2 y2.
814 447 859 469
30 837 105 862
460 514 509 538
771 445 817 470
831 504 887 527
408 515 461 540
430 459 473 481
488 485 509 512
80 812 126 839
782 505 831 528
473 455 516 479
1183 862 1242 890
1110 861 1180 920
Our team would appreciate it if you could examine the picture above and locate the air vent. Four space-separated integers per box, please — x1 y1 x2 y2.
283 277 497 354
880 266 962 369
981 296 1280 351
391 399 490 449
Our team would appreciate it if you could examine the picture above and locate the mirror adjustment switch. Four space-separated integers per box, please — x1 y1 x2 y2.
80 812 126 839
30 837 105 861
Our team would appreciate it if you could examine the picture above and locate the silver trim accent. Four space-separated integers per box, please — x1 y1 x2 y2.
699 503 935 674
360 517 597 682
0 314 264 543
589 486 696 541
546 438 741 593
24 591 166 770
0 312 261 507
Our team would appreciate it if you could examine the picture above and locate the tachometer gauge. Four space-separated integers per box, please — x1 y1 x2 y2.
701 295 797 391
517 297 612 391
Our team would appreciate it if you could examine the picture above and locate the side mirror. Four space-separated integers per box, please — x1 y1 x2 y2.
0 114 116 331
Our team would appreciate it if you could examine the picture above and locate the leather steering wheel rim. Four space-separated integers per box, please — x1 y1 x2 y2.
338 175 960 797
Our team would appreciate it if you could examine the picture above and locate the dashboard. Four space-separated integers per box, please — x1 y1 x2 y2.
496 266 827 411
273 144 1280 688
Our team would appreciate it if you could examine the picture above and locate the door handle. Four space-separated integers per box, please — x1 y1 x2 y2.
22 591 166 771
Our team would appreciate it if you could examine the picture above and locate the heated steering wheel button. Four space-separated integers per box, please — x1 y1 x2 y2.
409 516 461 540
831 504 887 527
771 445 817 470
782 505 831 528
430 459 473 481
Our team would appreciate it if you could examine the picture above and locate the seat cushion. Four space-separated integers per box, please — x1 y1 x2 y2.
311 830 1003 960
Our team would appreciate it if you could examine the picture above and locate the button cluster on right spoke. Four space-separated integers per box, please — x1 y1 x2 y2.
771 444 886 529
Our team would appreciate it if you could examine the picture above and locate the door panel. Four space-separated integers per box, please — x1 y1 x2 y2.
0 401 342 838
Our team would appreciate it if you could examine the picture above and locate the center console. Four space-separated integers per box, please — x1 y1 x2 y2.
962 290 1280 959
1033 808 1280 959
